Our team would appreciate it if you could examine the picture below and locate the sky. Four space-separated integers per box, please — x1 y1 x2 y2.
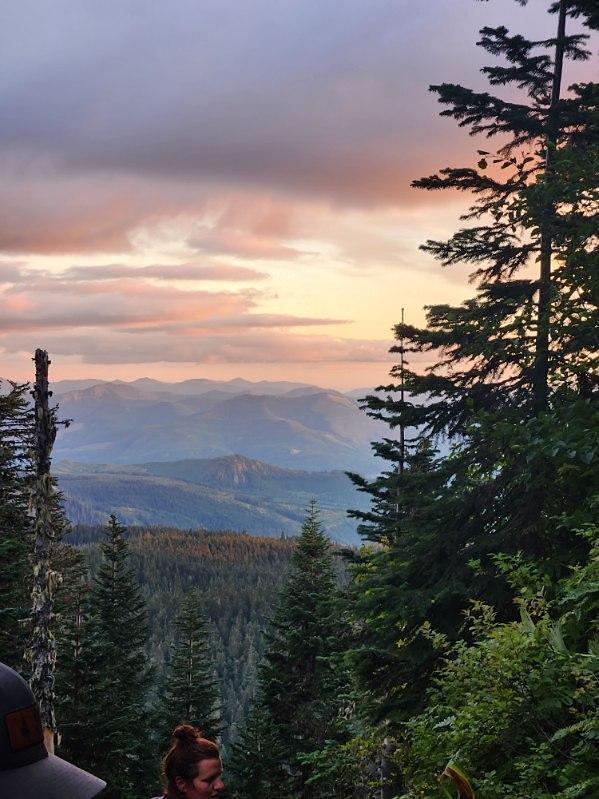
0 0 594 390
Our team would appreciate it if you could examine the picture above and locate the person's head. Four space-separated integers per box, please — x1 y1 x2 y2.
163 724 223 799
0 661 105 798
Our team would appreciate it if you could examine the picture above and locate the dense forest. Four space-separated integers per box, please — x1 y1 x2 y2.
68 524 298 744
0 1 597 798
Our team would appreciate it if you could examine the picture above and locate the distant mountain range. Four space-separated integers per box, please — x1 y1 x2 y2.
55 454 368 543
51 377 328 398
52 378 389 473
39 377 394 541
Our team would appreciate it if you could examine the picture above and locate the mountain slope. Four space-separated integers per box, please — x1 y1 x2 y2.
54 383 387 471
55 455 367 543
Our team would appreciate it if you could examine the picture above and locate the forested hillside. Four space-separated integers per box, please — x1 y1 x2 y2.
65 525 297 744
55 455 367 542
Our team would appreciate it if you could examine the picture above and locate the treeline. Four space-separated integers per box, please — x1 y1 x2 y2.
52 516 297 797
227 2 599 798
70 524 297 742
0 429 297 797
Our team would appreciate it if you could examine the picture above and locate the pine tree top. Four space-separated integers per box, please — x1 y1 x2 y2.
292 501 334 565
93 514 148 652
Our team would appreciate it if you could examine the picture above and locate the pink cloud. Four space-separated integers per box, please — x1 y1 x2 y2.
62 262 269 282
0 328 391 365
1 1 594 259
196 314 349 329
186 199 304 260
0 279 256 331
4 293 35 312
188 230 300 260
0 269 347 343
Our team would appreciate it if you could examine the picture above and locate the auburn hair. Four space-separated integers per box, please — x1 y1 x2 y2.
163 724 220 798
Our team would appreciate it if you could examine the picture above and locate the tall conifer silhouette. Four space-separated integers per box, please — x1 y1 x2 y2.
85 515 152 799
0 381 32 668
352 0 598 726
230 503 347 798
161 589 221 741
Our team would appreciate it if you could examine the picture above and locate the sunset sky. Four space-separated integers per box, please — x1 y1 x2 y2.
1 0 593 389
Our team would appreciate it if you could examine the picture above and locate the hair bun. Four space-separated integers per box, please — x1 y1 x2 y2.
172 724 203 745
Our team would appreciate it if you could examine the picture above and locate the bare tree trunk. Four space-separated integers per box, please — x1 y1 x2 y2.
533 0 567 412
71 578 85 720
29 349 59 754
380 735 401 799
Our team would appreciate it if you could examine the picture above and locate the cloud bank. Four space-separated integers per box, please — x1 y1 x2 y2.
3 0 593 381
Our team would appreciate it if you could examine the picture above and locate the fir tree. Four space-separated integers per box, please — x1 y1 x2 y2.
234 503 344 799
161 589 221 741
228 701 288 799
54 545 94 766
350 0 597 727
405 0 598 574
261 503 335 742
400 0 597 430
83 515 152 799
0 381 33 669
348 440 453 722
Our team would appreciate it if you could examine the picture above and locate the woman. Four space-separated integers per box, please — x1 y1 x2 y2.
153 724 224 799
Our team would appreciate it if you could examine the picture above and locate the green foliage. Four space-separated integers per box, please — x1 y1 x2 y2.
348 440 457 722
300 730 386 799
67 524 296 747
399 525 599 799
54 544 93 760
0 381 33 668
228 701 289 799
58 516 153 799
230 504 350 798
160 589 221 742
348 0 597 737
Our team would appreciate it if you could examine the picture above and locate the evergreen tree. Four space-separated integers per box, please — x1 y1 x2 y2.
161 589 221 741
231 503 347 798
0 381 33 669
82 515 152 799
54 545 94 766
228 701 288 799
350 0 598 727
295 577 398 799
348 440 454 722
260 503 338 789
403 2 596 428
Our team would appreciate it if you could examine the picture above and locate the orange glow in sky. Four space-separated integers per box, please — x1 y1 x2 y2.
1 1 594 390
